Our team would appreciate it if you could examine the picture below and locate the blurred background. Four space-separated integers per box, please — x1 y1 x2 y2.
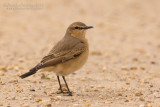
1 0 160 65
0 0 160 64
0 0 160 106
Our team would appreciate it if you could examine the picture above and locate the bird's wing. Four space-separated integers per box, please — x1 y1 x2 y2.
37 42 87 68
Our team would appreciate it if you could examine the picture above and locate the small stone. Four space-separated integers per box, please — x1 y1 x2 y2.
17 89 23 93
135 91 143 96
9 80 18 83
147 100 154 103
46 104 51 107
130 66 137 70
12 97 16 100
36 99 42 102
0 73 4 76
90 85 94 88
150 84 153 87
58 84 67 91
50 96 61 101
62 87 67 91
82 99 86 102
124 100 129 102
23 97 28 100
50 97 56 101
0 65 7 71
150 61 156 64
133 58 138 61
139 104 144 107
7 89 11 92
22 104 30 107
115 98 120 100
84 104 91 106
98 95 103 99
118 93 122 96
153 92 160 98
139 97 145 101
14 66 19 71
30 88 35 92
33 81 37 83
93 89 98 91
121 67 129 71
140 67 145 70
86 70 92 74
126 82 130 85
56 96 62 99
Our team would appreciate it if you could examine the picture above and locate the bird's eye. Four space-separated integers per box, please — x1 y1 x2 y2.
75 27 79 29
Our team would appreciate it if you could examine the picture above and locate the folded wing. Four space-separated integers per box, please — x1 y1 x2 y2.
37 42 87 69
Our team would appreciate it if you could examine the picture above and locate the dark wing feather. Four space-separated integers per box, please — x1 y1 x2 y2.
41 54 56 63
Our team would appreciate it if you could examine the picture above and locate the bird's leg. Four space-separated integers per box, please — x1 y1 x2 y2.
57 76 63 94
62 76 72 96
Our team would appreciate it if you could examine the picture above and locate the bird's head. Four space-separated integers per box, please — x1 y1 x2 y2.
66 22 93 39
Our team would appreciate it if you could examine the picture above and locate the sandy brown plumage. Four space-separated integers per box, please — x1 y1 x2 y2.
20 22 93 96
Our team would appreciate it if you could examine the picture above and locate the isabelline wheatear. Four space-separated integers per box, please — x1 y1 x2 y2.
20 22 93 96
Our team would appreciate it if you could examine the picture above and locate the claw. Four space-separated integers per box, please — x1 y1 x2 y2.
68 92 72 96
56 90 72 96
56 90 64 94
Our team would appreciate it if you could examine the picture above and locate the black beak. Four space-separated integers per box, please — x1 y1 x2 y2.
84 26 93 29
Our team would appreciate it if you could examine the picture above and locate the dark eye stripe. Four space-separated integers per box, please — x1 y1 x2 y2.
75 27 79 29
75 27 83 30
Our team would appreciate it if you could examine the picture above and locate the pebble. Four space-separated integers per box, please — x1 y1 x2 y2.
118 93 122 96
36 99 42 102
130 66 137 70
139 105 144 107
23 97 28 100
11 97 16 100
0 65 7 71
135 91 143 96
84 104 91 106
56 96 62 99
153 92 160 98
22 104 30 107
46 104 51 107
139 97 145 101
30 88 35 92
9 80 18 83
14 66 19 71
126 82 130 85
124 100 129 102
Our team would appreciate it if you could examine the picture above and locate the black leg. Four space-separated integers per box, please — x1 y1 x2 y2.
62 76 72 96
57 76 63 93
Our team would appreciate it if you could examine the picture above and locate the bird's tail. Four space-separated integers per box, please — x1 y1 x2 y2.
20 67 39 79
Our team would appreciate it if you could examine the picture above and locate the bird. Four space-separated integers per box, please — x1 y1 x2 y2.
20 22 93 96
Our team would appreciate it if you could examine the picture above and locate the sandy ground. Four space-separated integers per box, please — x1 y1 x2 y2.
0 0 160 107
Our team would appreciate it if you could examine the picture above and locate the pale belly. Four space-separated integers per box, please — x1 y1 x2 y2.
41 49 89 76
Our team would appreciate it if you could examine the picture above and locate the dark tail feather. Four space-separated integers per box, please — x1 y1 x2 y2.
20 67 39 79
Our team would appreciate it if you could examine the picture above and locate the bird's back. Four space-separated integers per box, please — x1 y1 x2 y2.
49 35 81 55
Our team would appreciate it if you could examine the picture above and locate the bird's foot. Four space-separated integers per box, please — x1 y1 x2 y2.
67 91 72 96
56 90 64 94
62 91 72 96
56 90 72 96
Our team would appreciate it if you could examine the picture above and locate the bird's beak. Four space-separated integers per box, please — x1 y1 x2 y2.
84 26 94 29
